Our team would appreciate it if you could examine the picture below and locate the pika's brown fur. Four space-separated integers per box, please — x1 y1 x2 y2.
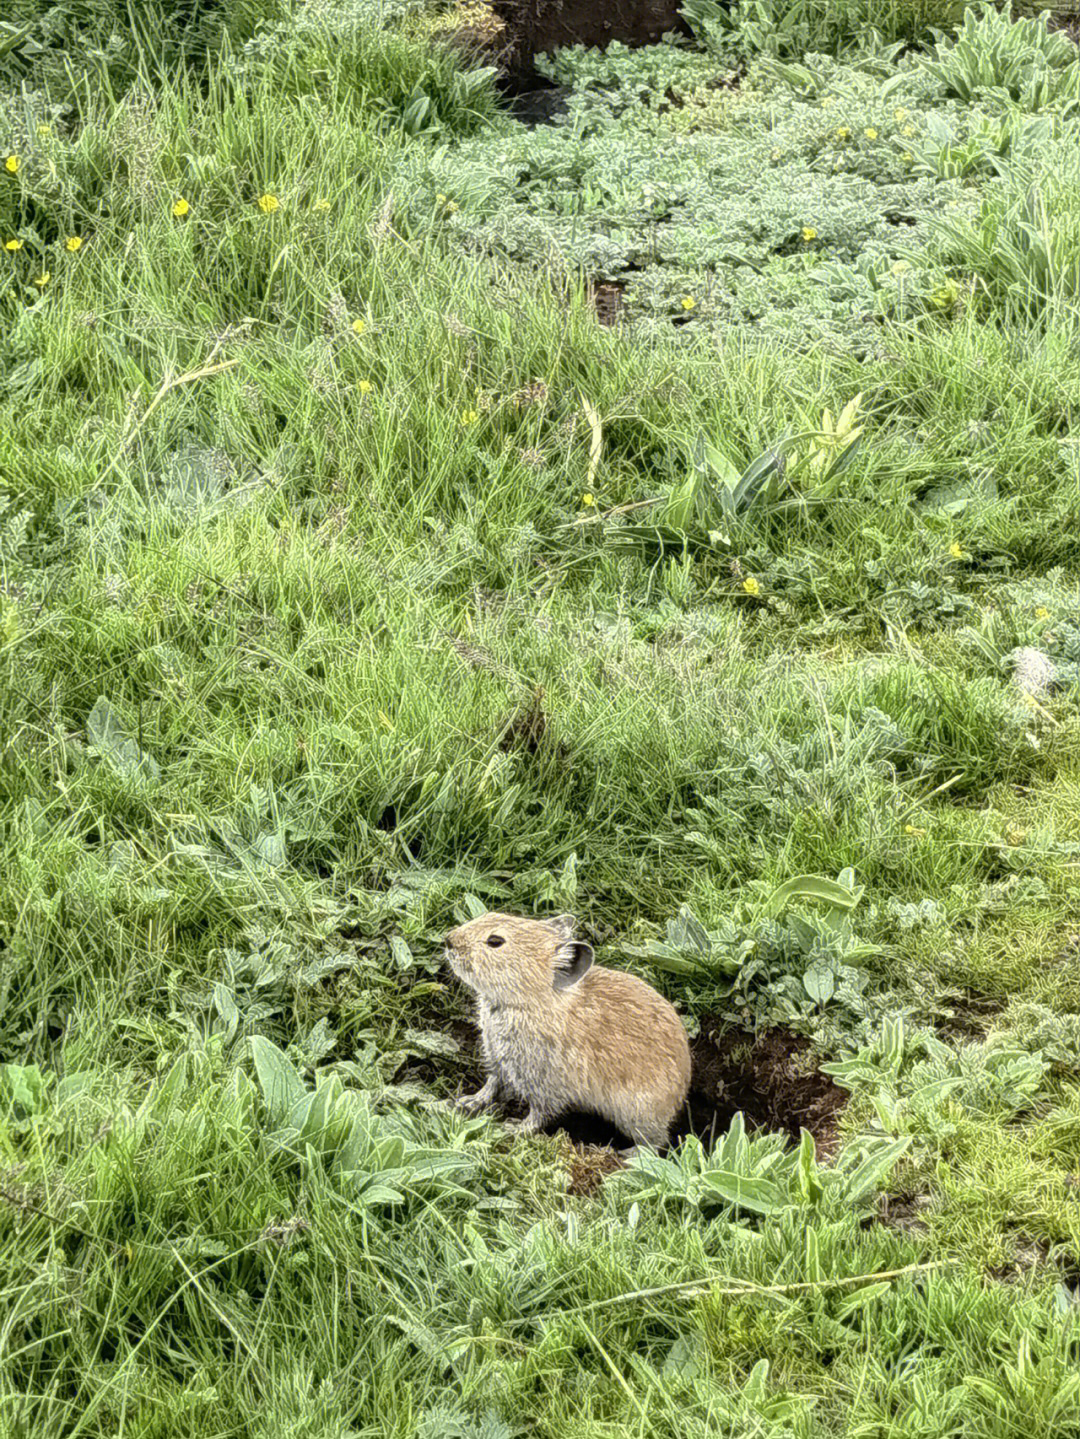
445 912 691 1150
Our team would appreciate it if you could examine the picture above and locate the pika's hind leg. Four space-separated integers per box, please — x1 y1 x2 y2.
512 1105 553 1136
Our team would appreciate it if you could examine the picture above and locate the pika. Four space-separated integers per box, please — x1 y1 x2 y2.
445 912 691 1151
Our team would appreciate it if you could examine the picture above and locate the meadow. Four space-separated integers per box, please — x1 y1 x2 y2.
2 1 1080 1434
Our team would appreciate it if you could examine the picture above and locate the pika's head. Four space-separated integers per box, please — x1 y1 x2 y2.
444 912 594 1007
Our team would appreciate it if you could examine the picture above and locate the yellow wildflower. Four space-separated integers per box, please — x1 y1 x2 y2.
681 295 696 311
903 124 916 137
4 155 18 175
3 238 22 251
313 198 331 212
1036 606 1050 620
581 492 596 508
436 193 448 203
904 824 927 837
37 124 51 138
864 127 879 140
948 541 968 560
357 379 373 394
172 197 190 218
742 576 761 596
65 236 83 252
894 108 907 122
460 409 479 426
351 317 366 335
834 126 851 141
821 96 834 108
445 201 459 215
257 193 280 214
932 281 958 309
902 152 914 164
890 260 911 276
33 271 51 288
801 226 817 242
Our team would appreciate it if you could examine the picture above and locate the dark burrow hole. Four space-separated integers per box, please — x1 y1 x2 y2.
401 1013 846 1186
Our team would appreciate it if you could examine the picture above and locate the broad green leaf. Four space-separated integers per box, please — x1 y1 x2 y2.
803 962 836 1005
841 1137 912 1204
87 696 161 784
701 1169 786 1215
762 873 863 918
213 983 240 1045
797 1130 824 1206
250 1036 307 1122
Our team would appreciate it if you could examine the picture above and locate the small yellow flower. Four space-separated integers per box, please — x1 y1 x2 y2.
948 541 968 560
460 409 479 426
864 127 879 140
890 260 911 276
821 96 834 108
172 197 190 218
351 317 366 335
445 201 459 215
834 126 851 141
313 198 331 212
37 123 51 138
4 155 18 175
902 152 914 164
742 576 761 596
681 295 696 311
436 193 448 204
801 226 817 242
894 108 907 122
1036 606 1050 620
33 271 51 288
4 238 22 251
904 824 927 837
357 379 373 394
65 235 83 252
581 492 596 508
903 124 916 138
932 281 958 309
257 193 280 214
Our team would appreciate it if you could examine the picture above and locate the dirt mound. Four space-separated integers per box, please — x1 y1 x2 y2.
681 1020 847 1156
489 0 692 71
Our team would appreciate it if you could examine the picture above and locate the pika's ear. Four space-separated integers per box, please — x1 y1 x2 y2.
545 913 576 942
553 941 594 991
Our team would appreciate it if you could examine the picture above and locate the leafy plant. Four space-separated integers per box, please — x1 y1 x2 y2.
249 1037 480 1206
823 1015 1053 1141
600 400 866 562
923 2 1080 111
625 872 887 1039
620 1112 910 1218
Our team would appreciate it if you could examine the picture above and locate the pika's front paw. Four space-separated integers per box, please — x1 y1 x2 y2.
455 1076 499 1113
455 1091 489 1113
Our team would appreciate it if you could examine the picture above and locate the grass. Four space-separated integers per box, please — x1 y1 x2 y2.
2 1 1080 1435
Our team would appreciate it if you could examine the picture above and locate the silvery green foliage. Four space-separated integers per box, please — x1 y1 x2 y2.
823 1016 1052 1134
250 1036 482 1207
618 1113 910 1218
395 48 984 353
923 2 1080 111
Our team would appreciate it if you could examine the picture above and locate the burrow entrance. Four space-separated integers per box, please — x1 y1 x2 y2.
401 1013 847 1184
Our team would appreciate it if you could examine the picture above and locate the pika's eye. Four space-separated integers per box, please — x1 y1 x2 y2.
486 934 506 948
